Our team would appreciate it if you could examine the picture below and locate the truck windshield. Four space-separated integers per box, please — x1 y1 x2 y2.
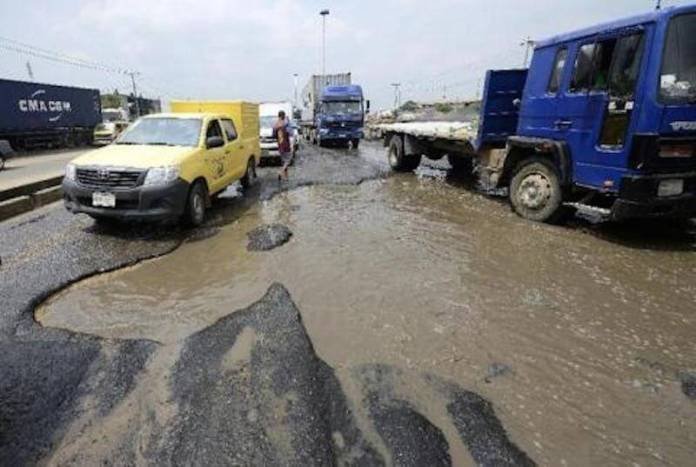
661 13 696 103
95 123 116 132
322 102 362 114
260 116 276 129
117 118 202 147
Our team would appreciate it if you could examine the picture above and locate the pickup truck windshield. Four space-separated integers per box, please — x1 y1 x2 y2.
117 118 202 147
322 102 362 114
661 13 696 103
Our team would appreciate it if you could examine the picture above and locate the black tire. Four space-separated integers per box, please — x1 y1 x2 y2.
241 158 257 190
509 158 564 223
387 135 421 172
184 181 207 227
351 139 360 149
447 154 473 174
89 215 120 227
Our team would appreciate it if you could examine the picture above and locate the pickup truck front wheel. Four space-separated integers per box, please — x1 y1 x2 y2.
185 181 207 227
509 158 564 223
388 135 421 172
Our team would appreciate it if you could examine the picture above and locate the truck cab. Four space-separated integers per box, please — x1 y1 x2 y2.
484 6 696 222
316 85 366 148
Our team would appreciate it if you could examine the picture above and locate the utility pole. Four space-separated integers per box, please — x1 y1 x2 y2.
320 9 330 84
391 83 401 110
292 73 300 108
128 71 141 117
25 61 34 81
521 36 534 67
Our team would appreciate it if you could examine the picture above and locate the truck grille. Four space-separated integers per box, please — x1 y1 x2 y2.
76 168 144 189
326 121 360 130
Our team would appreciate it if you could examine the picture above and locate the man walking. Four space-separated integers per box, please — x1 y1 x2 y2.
273 111 292 181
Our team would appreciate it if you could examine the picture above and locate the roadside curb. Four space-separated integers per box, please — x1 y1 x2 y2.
0 178 64 222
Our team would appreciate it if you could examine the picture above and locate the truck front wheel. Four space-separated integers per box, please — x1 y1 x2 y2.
388 135 421 172
509 158 564 223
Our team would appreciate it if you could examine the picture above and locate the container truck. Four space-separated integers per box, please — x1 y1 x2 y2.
0 79 101 157
300 73 369 148
377 5 696 223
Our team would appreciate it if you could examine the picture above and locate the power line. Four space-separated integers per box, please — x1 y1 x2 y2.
0 36 133 75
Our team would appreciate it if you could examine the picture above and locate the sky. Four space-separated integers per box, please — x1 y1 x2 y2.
0 0 693 110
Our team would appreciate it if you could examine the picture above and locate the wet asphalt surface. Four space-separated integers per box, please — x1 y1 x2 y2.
0 144 534 466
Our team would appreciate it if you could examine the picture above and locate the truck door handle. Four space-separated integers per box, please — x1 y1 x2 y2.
225 150 232 155
239 145 245 149
554 120 572 129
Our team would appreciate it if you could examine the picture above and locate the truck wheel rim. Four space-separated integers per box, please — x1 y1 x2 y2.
518 173 552 210
193 193 204 222
389 147 398 166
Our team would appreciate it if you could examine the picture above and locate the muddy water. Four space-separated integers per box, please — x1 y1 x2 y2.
37 167 696 465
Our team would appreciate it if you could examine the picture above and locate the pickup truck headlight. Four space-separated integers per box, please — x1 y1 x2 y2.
143 166 180 186
65 163 77 181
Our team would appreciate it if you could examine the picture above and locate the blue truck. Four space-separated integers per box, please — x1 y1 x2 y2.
0 79 101 167
379 5 696 223
301 74 369 148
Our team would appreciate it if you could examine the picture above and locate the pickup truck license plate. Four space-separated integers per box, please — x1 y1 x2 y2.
92 192 116 208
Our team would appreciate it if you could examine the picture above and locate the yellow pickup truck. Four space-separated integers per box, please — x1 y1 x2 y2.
63 101 260 226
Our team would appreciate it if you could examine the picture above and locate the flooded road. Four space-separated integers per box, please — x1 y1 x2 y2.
36 145 696 465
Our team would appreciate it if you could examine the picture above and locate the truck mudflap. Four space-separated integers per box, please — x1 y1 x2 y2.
611 172 696 220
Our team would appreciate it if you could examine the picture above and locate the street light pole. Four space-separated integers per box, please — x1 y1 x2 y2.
293 73 299 109
320 9 330 84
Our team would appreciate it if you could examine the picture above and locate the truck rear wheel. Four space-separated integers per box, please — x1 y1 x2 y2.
509 158 564 223
241 158 257 190
388 135 421 172
184 181 207 227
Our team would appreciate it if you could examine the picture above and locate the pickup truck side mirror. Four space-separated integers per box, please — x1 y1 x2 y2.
206 136 225 149
512 98 522 110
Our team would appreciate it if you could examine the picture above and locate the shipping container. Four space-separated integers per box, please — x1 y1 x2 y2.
300 73 352 123
0 78 101 151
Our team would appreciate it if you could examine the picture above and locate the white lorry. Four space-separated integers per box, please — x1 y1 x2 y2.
259 102 299 164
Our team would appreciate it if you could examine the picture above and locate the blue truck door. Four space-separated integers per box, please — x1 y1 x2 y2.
517 45 571 142
563 30 647 189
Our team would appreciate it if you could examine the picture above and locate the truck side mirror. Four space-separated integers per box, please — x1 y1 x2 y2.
366 100 371 114
206 136 225 149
